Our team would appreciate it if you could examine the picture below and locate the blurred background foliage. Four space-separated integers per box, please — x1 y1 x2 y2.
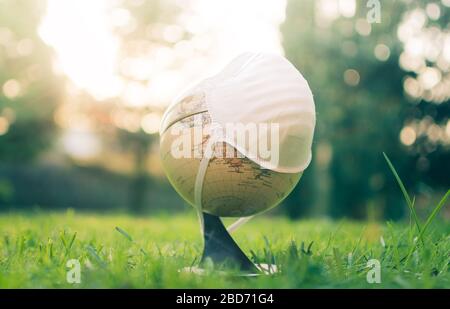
282 0 449 220
0 0 448 220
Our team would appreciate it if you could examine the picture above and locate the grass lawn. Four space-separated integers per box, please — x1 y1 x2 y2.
0 211 448 288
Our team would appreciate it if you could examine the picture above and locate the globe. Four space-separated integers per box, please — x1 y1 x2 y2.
160 92 302 217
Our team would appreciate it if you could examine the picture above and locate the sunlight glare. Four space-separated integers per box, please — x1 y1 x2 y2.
39 0 123 101
39 0 287 107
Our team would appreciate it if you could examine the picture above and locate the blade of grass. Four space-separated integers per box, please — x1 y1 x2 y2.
418 189 450 241
67 232 77 251
404 189 450 264
383 152 423 244
86 245 106 267
322 221 344 255
115 226 133 242
60 231 67 249
351 226 366 256
115 226 149 258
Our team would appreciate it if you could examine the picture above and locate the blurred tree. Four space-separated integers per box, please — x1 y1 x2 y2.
115 129 155 213
0 0 62 163
110 0 185 213
281 0 449 220
116 1 185 213
52 1 186 213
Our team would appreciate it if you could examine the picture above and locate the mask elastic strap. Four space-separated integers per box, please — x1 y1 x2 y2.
227 216 254 233
194 135 216 235
194 130 255 235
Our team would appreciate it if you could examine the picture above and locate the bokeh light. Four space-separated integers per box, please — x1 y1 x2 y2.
343 69 360 86
2 79 21 99
400 126 416 146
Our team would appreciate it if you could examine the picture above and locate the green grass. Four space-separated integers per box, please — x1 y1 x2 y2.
0 155 448 288
0 211 448 288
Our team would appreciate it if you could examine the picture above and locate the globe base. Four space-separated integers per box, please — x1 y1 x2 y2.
179 263 278 276
200 212 258 273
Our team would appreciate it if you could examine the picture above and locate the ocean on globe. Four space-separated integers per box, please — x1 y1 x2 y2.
160 92 302 218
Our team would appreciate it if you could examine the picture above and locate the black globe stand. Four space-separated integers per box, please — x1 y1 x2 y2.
200 212 259 273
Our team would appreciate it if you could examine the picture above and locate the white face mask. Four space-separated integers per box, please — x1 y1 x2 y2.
168 52 316 174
